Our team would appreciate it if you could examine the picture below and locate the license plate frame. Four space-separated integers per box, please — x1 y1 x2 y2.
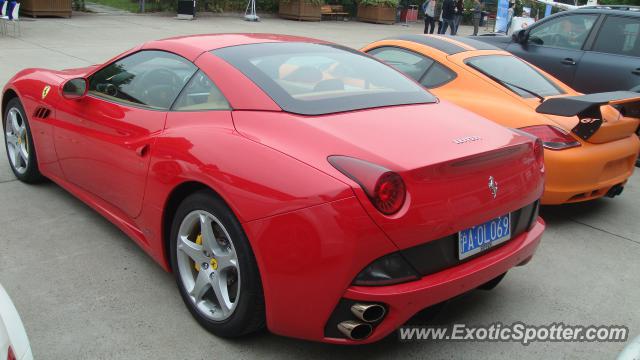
458 214 511 260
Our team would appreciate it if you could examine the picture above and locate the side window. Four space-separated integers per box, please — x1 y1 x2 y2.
592 16 640 57
367 47 434 81
528 14 598 50
420 62 456 88
89 50 197 110
173 71 231 111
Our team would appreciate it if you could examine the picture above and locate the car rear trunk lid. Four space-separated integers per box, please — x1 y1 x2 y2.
232 101 544 250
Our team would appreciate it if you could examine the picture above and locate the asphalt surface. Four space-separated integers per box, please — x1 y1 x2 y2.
0 13 639 360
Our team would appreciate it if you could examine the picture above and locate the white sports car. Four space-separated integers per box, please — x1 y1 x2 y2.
0 284 32 360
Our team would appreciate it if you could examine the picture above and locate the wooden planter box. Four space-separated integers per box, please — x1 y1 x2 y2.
21 0 72 17
279 0 321 21
357 4 395 24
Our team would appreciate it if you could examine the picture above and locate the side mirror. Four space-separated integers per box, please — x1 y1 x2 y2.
61 78 88 100
512 29 527 44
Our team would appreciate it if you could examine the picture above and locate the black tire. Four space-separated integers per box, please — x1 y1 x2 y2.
478 272 506 291
169 190 265 337
3 97 44 183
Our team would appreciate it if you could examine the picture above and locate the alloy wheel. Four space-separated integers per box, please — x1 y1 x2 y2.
176 210 241 321
4 107 29 174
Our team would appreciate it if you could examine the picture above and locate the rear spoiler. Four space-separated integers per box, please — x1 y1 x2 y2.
535 91 640 140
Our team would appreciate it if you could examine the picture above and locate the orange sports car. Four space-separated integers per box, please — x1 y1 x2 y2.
362 35 640 205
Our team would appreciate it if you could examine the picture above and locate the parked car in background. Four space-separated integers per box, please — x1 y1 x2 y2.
472 6 640 94
0 284 32 360
362 34 640 204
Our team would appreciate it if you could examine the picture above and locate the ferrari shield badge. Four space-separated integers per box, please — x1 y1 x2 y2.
42 85 51 100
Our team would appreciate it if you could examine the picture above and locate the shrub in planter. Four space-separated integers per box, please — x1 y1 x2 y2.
356 0 399 24
279 0 324 21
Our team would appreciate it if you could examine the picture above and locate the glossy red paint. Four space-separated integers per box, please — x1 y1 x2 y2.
2 34 545 344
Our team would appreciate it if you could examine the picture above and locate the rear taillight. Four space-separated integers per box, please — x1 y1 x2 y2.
7 346 16 360
520 125 581 150
328 156 406 215
533 138 544 171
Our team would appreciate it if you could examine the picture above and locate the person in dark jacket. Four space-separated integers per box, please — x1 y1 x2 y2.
452 0 464 35
439 0 455 34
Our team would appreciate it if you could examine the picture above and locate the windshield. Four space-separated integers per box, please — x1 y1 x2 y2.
465 55 564 98
212 43 436 115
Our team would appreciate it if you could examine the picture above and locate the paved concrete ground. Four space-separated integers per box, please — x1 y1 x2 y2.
0 13 639 360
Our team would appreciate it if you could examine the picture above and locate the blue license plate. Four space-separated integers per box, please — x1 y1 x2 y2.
458 214 511 260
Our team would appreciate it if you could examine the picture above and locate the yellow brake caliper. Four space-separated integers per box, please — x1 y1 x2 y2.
194 233 219 271
194 234 203 271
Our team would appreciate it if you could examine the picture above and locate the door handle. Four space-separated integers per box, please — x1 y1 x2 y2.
561 58 576 65
632 68 640 76
135 144 150 157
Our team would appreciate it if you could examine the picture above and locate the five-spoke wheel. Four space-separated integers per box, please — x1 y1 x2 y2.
3 98 42 183
5 107 29 175
170 190 265 337
176 210 241 321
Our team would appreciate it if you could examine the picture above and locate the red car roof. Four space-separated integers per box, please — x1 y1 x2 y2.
141 33 329 61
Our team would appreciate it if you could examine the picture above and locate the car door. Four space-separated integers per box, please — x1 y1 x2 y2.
573 15 640 93
54 50 197 219
507 13 599 86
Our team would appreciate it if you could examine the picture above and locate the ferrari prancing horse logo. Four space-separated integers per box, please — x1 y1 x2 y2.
42 85 51 100
488 176 498 199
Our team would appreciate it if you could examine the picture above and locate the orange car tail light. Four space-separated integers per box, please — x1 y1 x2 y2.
520 125 581 151
328 156 406 215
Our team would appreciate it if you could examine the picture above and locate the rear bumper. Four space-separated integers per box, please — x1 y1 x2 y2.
321 217 545 344
245 196 543 344
541 135 639 204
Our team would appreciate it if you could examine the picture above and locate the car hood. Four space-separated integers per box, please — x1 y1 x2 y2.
53 65 99 80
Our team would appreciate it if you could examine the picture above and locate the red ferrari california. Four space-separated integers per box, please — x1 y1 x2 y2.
2 34 545 344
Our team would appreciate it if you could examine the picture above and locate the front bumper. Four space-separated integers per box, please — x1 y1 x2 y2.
321 217 544 344
541 135 639 204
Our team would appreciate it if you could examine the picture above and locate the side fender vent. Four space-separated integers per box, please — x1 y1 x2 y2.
33 106 51 119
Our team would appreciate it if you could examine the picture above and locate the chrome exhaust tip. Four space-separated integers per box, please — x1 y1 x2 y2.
350 303 386 323
337 320 373 340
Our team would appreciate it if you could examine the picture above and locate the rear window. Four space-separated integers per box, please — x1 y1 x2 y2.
465 55 564 98
212 43 435 115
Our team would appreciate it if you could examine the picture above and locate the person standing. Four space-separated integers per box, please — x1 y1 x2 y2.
452 0 464 35
433 0 443 34
422 0 436 34
440 0 455 34
505 0 515 34
472 0 482 36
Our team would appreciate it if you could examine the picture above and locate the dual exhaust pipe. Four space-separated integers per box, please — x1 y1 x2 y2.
337 303 386 340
